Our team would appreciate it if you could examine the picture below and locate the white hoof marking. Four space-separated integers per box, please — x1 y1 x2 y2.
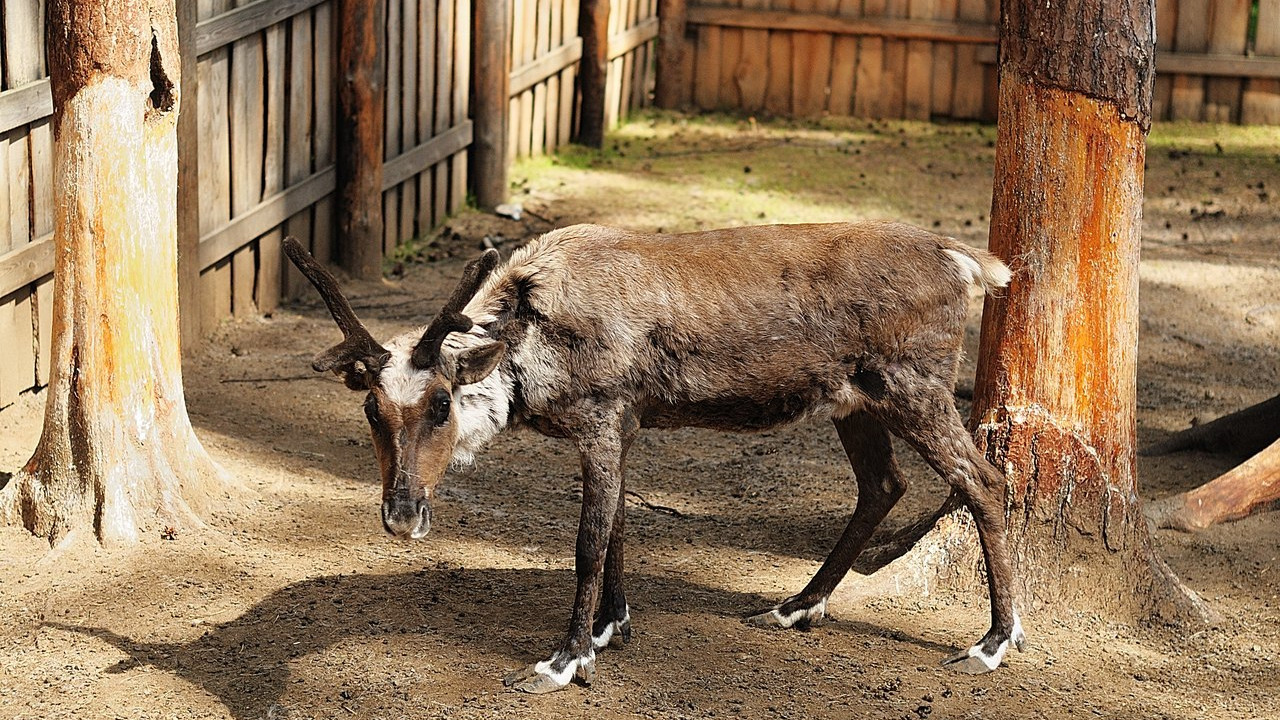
532 650 595 687
762 598 827 628
592 606 631 649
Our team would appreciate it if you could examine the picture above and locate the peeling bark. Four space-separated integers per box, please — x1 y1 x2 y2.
0 0 231 547
851 0 1208 625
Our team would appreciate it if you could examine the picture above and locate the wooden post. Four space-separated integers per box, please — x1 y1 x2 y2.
472 0 510 210
336 0 386 280
655 0 687 109
177 0 200 349
575 0 610 148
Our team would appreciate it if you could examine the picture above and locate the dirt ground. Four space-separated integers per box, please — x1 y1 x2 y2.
1 113 1278 720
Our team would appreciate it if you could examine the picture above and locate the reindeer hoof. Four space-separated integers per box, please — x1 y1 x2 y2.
746 597 827 630
503 651 595 694
942 651 1000 675
592 606 632 650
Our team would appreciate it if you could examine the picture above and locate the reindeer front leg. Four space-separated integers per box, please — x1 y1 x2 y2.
505 409 632 693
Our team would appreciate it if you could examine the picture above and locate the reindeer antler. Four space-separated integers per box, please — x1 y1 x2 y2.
282 237 390 377
411 248 501 369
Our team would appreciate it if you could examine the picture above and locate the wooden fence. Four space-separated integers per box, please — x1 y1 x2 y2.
675 0 1280 123
0 0 657 410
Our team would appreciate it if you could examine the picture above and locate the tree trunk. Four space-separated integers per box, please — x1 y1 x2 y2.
1147 438 1280 531
0 0 229 547
335 0 386 279
847 0 1211 624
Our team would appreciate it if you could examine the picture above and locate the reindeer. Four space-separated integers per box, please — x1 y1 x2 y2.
282 221 1025 694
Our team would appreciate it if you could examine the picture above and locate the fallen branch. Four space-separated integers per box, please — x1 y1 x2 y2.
1146 437 1280 532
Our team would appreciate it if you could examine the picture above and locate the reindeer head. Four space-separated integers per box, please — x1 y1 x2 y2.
283 238 504 540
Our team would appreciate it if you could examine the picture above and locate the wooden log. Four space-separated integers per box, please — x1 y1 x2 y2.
1242 0 1280 124
1148 438 1280 532
1143 394 1280 458
655 0 687 108
473 0 510 209
177 0 202 345
336 0 386 279
577 0 611 147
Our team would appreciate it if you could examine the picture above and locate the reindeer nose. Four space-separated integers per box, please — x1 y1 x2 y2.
382 494 430 539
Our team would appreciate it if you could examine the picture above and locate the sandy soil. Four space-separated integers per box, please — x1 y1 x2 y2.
1 114 1277 720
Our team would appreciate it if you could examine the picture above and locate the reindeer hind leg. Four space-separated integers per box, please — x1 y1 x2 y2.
748 411 908 629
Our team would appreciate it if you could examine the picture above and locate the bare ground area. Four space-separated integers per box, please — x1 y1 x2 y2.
1 113 1278 720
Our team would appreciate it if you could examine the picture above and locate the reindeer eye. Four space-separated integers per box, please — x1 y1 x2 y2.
430 388 451 426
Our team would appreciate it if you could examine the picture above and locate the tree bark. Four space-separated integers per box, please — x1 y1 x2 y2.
847 0 1211 624
0 0 229 547
335 0 386 279
1147 438 1280 531
574 0 611 148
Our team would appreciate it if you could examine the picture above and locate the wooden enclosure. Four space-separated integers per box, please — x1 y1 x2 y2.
676 0 1280 123
0 0 657 409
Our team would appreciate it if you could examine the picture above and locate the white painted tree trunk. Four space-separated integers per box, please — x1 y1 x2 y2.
0 0 231 546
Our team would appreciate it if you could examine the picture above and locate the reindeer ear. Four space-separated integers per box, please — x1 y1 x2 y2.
452 341 504 385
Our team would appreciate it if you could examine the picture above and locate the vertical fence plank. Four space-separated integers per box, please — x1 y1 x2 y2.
1152 0 1177 120
259 23 287 314
1204 0 1249 123
928 0 956 117
284 10 315 300
385 0 403 253
558 0 579 145
313 1 336 266
35 279 52 386
1171 0 1209 120
764 0 793 114
230 0 266 316
436 0 455 218
1242 0 1280 124
546 0 564 150
656 0 688 108
716 0 742 109
531 0 551 153
854 0 885 117
417 0 437 229
198 0 233 333
949 0 984 118
400 0 418 240
881 0 908 118
827 0 859 116
791 0 837 117
177 0 201 347
903 0 933 119
694 0 724 110
451 0 470 211
2 0 42 396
